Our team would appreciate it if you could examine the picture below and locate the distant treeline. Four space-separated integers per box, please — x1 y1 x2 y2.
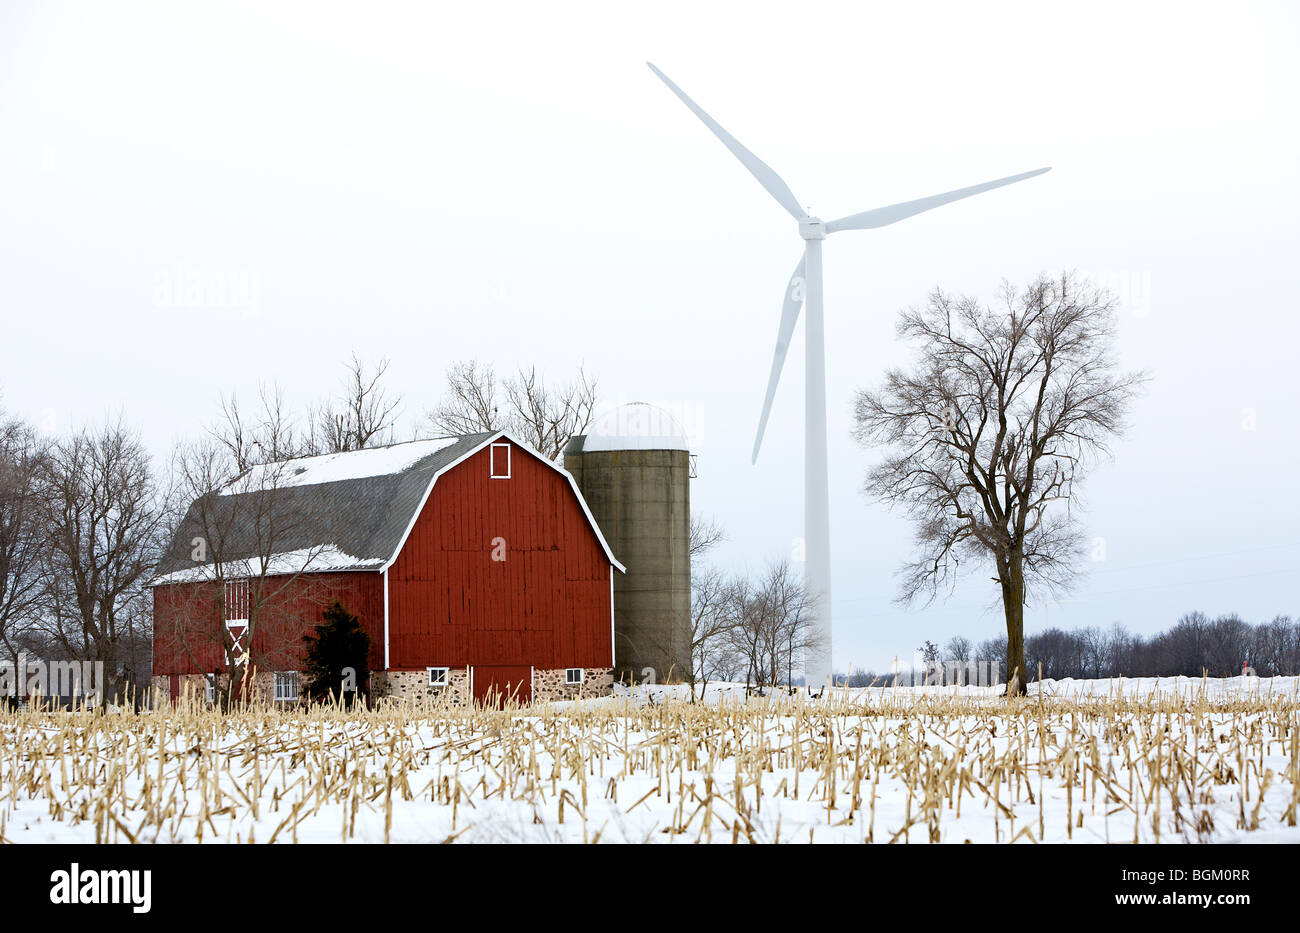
839 612 1300 685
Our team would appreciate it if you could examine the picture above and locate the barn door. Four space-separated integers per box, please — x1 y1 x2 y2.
470 666 532 708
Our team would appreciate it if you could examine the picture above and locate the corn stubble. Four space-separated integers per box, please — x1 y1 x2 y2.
0 683 1296 844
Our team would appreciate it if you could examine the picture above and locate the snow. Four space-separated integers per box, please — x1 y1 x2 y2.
151 545 383 585
2 676 1297 845
221 438 460 495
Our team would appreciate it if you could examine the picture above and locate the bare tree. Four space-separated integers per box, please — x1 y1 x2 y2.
160 436 331 708
213 357 404 470
39 419 167 700
689 515 726 559
505 365 598 459
944 635 972 665
852 272 1145 694
1253 615 1298 677
1206 613 1249 675
687 564 738 697
426 360 598 459
729 559 822 689
931 636 976 685
310 354 402 453
1104 622 1132 674
1078 625 1108 679
725 575 764 688
685 514 732 698
212 383 306 472
917 612 1300 681
427 360 502 436
0 412 47 674
767 560 821 688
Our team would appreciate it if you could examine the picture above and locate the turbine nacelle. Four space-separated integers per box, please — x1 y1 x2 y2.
798 217 827 240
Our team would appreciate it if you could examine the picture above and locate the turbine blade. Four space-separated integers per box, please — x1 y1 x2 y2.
647 62 805 221
753 253 808 464
824 167 1051 233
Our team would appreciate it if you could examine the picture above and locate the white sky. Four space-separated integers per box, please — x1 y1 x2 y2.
2 1 1297 671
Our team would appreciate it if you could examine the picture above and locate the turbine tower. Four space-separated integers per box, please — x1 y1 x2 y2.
648 63 1050 686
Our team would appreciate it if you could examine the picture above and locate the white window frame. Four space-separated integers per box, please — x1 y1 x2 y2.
489 442 511 479
428 666 450 687
225 619 248 661
224 579 250 662
274 671 298 702
206 678 216 704
565 668 584 685
223 579 250 626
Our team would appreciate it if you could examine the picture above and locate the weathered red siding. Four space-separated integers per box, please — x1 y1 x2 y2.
153 572 384 676
471 666 533 706
386 442 613 670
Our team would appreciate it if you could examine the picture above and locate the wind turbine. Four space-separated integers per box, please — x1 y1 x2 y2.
647 63 1050 686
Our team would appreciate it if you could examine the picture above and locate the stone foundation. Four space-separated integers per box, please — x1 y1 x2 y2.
531 667 614 702
370 666 613 704
149 673 223 704
373 667 470 704
151 670 305 706
152 665 615 706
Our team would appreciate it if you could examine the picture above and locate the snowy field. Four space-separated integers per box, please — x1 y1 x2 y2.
1 677 1297 844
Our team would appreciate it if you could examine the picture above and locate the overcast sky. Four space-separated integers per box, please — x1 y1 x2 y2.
2 1 1297 672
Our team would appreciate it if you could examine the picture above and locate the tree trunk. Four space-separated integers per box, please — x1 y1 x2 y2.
1001 552 1027 696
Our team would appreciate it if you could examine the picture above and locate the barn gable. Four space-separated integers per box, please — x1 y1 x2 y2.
383 438 619 672
383 432 625 575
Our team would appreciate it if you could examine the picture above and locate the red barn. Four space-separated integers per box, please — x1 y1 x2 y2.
151 431 624 705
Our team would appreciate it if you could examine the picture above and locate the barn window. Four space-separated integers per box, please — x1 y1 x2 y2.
490 443 511 479
565 668 584 685
274 672 298 702
428 667 449 687
223 579 250 624
223 580 252 662
206 679 216 705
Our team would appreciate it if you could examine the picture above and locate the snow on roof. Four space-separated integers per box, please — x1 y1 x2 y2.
152 545 383 586
582 402 690 452
222 438 461 495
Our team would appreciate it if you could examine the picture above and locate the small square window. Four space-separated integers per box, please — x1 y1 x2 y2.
428 667 449 687
490 443 511 479
274 671 298 702
565 668 583 685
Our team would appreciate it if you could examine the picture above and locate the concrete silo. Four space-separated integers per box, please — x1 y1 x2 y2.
563 403 691 685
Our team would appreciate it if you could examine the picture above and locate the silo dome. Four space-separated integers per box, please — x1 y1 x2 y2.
583 402 689 452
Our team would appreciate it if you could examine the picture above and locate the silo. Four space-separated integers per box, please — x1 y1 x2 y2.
564 403 691 685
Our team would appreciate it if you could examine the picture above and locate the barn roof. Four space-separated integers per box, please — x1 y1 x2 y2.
153 431 624 584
